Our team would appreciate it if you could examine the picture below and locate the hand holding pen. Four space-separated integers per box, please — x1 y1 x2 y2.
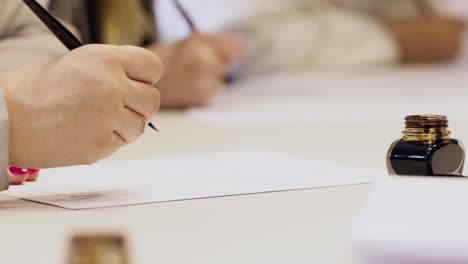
2 44 163 171
21 0 160 131
4 0 164 185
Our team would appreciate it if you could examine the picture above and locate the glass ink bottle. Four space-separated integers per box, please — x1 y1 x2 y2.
387 115 465 176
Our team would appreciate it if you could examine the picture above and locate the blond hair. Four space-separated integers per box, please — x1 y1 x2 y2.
99 0 154 46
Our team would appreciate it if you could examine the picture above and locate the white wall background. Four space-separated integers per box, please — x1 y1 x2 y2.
155 0 468 43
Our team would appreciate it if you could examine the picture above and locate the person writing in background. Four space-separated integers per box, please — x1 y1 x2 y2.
49 0 247 108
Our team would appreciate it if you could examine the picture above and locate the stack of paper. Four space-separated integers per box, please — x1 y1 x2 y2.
4 150 379 209
353 176 468 264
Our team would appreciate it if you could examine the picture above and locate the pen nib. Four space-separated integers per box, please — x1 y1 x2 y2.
148 123 159 132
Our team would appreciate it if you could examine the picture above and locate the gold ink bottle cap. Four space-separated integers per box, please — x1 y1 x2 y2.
402 115 450 143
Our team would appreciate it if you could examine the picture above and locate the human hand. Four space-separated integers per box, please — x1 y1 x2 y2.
8 167 39 185
384 15 465 62
148 33 246 107
0 44 162 169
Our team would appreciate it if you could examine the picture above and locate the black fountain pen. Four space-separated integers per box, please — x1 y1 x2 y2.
21 0 159 131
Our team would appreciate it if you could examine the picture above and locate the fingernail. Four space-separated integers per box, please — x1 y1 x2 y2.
9 167 29 175
27 169 39 173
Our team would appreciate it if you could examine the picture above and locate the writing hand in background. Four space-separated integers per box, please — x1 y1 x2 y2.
0 44 162 170
148 33 246 108
384 15 465 62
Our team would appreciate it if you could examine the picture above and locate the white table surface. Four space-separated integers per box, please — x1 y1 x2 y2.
2 66 468 263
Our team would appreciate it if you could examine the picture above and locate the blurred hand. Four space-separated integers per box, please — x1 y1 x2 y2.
0 44 162 169
148 33 246 107
384 15 465 62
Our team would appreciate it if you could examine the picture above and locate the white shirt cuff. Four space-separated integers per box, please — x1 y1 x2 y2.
0 87 10 191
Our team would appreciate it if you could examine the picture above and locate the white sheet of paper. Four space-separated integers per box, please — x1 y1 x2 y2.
3 150 379 210
352 176 468 263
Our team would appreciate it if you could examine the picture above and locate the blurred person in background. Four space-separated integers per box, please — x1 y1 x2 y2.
50 0 246 108
226 0 465 78
7 1 463 108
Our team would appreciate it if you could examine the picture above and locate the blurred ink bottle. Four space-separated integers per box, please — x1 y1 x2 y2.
68 233 129 264
387 115 465 176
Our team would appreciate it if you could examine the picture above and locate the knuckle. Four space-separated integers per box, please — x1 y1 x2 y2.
141 88 161 117
122 45 162 64
95 50 120 66
151 54 164 81
138 117 146 135
75 44 101 56
120 117 145 144
152 89 161 113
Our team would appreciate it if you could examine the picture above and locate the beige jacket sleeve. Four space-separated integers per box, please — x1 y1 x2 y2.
229 0 433 78
229 1 400 78
0 0 68 73
0 87 9 190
